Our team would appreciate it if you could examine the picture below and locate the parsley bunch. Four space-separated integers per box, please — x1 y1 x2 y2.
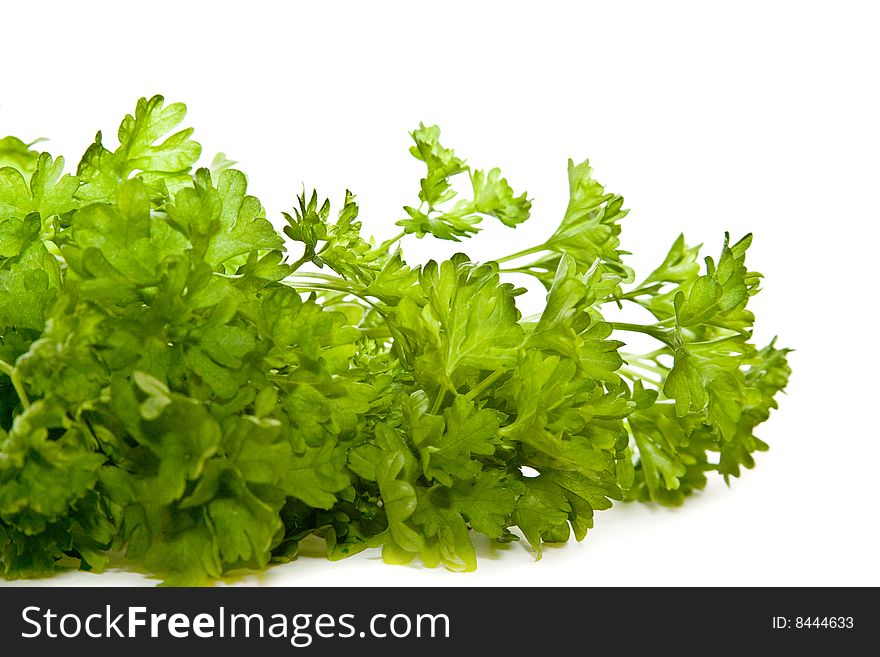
0 97 789 584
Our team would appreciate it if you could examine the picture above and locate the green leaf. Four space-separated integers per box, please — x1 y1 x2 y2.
77 95 201 203
450 470 521 538
627 403 713 506
0 214 61 331
280 441 349 510
411 493 476 572
376 450 422 553
543 159 631 280
629 407 688 493
525 255 623 382
285 189 383 281
470 167 531 227
0 153 79 226
392 255 524 390
513 476 572 555
675 277 722 327
397 124 529 241
419 395 500 485
205 169 282 267
181 462 283 568
0 137 41 176
398 203 481 242
718 341 791 480
643 234 702 285
119 390 221 505
167 168 282 269
664 348 709 415
0 402 104 533
407 123 467 209
706 371 745 441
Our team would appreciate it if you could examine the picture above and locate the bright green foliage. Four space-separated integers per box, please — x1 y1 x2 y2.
0 137 42 175
0 96 790 584
397 124 531 241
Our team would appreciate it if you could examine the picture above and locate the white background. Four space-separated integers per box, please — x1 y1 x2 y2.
1 0 878 587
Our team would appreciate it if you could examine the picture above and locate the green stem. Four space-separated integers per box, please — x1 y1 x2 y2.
624 362 668 377
687 334 743 349
290 256 309 272
493 244 547 264
465 368 507 401
0 359 30 409
290 282 354 295
498 266 547 281
610 322 673 346
358 326 393 340
379 231 406 253
290 271 349 284
615 283 663 301
628 347 668 361
620 352 670 375
285 282 383 313
618 366 663 387
430 388 447 414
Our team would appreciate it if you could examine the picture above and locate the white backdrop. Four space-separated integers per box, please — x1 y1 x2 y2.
1 0 877 586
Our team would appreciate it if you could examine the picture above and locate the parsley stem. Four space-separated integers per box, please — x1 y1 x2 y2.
358 326 393 339
291 282 353 294
465 368 507 401
619 366 663 387
0 359 30 409
430 388 447 414
620 354 669 375
379 231 406 252
687 334 743 349
285 282 383 313
291 271 349 283
497 266 542 277
623 361 667 377
613 284 663 301
610 322 673 346
493 244 546 264
289 254 311 271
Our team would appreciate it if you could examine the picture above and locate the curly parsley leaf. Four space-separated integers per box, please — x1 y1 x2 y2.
397 124 530 241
